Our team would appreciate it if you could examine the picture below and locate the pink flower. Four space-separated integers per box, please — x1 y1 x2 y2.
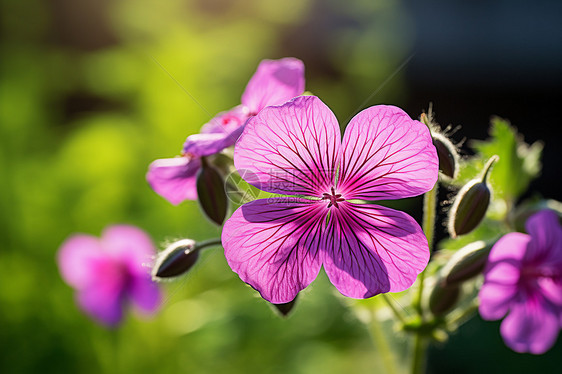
222 95 438 303
57 225 161 327
479 210 562 354
147 58 305 205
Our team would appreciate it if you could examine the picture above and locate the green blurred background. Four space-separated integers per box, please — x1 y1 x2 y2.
1 0 561 373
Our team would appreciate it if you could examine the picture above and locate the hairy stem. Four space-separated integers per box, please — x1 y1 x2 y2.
414 183 438 314
411 334 428 374
368 313 400 374
411 182 438 374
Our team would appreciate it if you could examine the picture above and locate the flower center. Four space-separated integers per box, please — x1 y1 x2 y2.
521 266 559 280
322 187 345 208
221 115 240 127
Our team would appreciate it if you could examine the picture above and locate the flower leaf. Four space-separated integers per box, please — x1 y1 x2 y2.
459 117 543 204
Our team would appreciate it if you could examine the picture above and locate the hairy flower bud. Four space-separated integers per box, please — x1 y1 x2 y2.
448 156 498 238
441 241 492 286
420 107 459 180
429 281 461 317
432 133 458 179
152 239 199 279
197 157 228 225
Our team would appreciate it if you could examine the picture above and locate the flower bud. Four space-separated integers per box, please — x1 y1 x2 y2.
197 157 228 225
211 153 235 176
440 241 492 286
429 281 460 317
432 133 458 179
152 239 199 279
448 156 498 238
420 107 459 180
270 295 298 317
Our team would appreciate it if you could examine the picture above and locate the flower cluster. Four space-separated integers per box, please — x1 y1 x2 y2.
56 56 559 361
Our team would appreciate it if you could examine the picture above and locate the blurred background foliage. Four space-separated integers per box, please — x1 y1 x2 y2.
1 0 561 373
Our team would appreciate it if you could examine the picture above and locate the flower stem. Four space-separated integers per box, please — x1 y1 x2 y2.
414 182 438 315
368 313 400 374
196 238 223 251
411 182 438 374
411 334 428 374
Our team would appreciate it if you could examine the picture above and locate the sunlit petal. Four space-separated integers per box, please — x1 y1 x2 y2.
222 198 326 303
323 203 429 298
234 96 340 196
241 58 305 114
146 157 200 204
339 105 438 200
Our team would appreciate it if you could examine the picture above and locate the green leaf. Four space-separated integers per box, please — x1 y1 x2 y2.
469 117 543 203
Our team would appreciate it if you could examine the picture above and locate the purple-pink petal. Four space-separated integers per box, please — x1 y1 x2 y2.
182 133 231 157
75 256 129 326
101 225 156 274
338 105 438 200
500 295 560 354
58 234 105 289
524 210 562 266
199 105 250 135
241 58 305 115
478 232 529 320
130 276 161 314
537 277 562 307
222 198 326 303
185 105 251 157
323 203 429 298
146 156 200 205
182 126 247 158
484 232 528 284
234 96 341 196
78 280 124 327
478 283 519 321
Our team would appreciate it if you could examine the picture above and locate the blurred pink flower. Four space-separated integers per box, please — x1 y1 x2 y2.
479 210 562 354
57 225 161 327
222 95 438 303
147 58 305 205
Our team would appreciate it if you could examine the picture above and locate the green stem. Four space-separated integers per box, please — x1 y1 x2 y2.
423 183 438 254
414 183 438 315
411 334 428 374
196 238 223 251
368 313 400 374
411 182 438 374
